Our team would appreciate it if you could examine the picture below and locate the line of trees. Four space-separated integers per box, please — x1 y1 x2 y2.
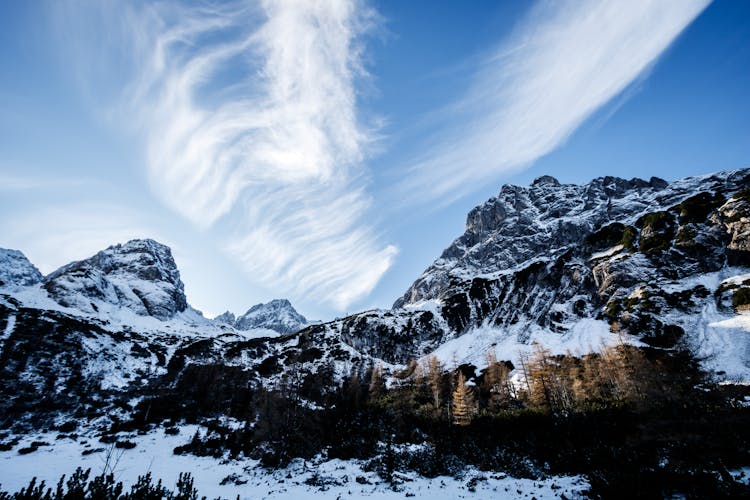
363 341 691 425
158 341 745 498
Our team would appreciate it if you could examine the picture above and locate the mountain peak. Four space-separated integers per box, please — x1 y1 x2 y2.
0 248 43 287
214 311 236 325
396 168 750 309
228 299 308 334
43 238 187 320
531 175 560 186
246 298 292 313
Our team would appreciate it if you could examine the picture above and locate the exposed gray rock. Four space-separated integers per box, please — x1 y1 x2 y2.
720 194 750 265
331 169 750 363
43 238 188 320
232 299 308 334
0 249 42 287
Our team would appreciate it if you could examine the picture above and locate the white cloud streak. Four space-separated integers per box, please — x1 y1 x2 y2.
398 0 711 204
64 0 396 309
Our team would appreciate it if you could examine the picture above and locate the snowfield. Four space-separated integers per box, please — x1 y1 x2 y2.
427 318 638 370
0 427 590 499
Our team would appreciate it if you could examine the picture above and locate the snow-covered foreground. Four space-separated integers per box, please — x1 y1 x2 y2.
0 426 589 499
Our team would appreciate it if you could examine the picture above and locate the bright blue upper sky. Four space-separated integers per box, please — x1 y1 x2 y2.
1 0 748 321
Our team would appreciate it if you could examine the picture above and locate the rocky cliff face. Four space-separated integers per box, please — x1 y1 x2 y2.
217 299 308 334
43 239 188 320
1 169 749 431
0 242 344 430
0 249 42 287
336 170 750 371
394 173 741 307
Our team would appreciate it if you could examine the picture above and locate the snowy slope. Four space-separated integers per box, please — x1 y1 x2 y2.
0 239 381 431
0 425 590 499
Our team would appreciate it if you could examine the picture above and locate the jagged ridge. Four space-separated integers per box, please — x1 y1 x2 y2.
0 249 42 288
215 299 308 334
334 169 750 370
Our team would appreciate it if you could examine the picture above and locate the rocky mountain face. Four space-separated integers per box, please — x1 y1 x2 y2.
0 249 42 287
43 239 188 320
0 239 341 429
334 170 750 373
394 172 747 307
215 299 308 334
1 169 749 431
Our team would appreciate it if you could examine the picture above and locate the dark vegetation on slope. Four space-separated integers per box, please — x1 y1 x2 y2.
93 345 750 499
0 305 115 429
0 468 202 500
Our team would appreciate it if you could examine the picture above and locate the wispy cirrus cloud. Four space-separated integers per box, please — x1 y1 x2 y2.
398 0 711 204
57 0 396 309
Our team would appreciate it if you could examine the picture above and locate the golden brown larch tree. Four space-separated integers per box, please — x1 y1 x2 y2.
452 371 477 426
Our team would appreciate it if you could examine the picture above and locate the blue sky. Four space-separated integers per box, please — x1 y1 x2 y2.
0 0 748 321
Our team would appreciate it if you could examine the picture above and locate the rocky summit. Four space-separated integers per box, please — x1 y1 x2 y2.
215 299 308 334
0 249 42 288
43 239 188 320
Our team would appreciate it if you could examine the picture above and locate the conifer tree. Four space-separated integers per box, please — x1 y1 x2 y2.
527 343 555 410
368 363 386 398
483 350 513 407
451 371 476 426
426 355 444 410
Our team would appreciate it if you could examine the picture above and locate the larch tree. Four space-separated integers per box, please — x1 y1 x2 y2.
526 343 555 410
483 349 513 409
452 371 477 426
369 363 386 399
426 355 444 411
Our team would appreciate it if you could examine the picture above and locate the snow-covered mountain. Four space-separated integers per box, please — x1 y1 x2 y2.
43 239 188 320
215 299 308 334
1 168 749 432
327 169 750 379
0 249 42 287
394 172 747 307
0 238 360 430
